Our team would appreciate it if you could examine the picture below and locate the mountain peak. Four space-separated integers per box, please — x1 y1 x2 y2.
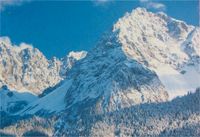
0 37 62 94
113 8 199 99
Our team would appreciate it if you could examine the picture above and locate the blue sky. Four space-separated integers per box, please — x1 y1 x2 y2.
0 0 199 58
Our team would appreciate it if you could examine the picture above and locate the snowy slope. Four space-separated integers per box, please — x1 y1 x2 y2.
0 86 37 114
20 80 72 115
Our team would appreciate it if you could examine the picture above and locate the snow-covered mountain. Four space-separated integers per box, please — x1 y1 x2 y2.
113 8 200 99
0 7 199 137
0 37 61 95
0 37 87 95
21 8 200 115
0 37 87 115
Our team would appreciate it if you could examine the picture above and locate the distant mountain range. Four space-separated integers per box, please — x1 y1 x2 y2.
0 8 199 137
0 37 87 95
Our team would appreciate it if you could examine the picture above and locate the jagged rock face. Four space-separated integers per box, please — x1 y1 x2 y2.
113 8 198 69
0 37 87 95
21 34 168 115
0 37 62 95
113 8 200 98
60 7 198 115
62 29 168 116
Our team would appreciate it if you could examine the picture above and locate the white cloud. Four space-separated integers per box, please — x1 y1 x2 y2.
0 0 29 11
92 0 112 6
139 0 166 11
146 2 166 10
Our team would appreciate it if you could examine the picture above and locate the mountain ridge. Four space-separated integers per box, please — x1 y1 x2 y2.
0 37 87 95
13 7 200 115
